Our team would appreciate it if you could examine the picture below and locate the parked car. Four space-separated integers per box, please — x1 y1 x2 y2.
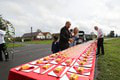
76 31 86 44
85 34 93 41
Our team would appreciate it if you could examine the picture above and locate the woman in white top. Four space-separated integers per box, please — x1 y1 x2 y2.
0 27 9 61
70 27 79 47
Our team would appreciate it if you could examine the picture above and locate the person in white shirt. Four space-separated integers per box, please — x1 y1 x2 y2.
94 26 104 55
0 27 9 61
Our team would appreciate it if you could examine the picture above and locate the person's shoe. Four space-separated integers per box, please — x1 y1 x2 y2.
102 54 104 55
96 53 100 57
96 53 99 55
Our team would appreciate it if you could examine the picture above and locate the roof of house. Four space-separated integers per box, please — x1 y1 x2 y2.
42 32 51 36
52 33 60 35
22 32 51 38
22 32 39 38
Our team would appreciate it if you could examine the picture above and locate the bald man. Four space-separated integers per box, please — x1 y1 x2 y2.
59 21 73 51
94 26 104 55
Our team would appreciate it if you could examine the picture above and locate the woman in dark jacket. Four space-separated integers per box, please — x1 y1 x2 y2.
51 36 59 53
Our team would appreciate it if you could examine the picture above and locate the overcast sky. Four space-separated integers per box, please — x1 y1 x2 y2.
0 0 120 36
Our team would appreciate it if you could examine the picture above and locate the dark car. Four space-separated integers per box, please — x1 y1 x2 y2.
85 34 93 41
76 31 86 44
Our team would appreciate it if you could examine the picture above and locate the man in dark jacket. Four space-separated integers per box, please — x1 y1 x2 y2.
59 21 73 51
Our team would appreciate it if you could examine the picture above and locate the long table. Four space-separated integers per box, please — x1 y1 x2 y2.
8 41 97 80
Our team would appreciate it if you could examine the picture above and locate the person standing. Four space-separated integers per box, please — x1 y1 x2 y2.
0 27 9 61
59 21 73 51
70 27 79 47
94 26 104 55
51 36 59 53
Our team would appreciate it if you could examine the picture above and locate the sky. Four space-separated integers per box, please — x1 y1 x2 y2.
0 0 120 36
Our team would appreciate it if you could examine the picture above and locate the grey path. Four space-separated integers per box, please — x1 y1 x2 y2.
0 44 52 80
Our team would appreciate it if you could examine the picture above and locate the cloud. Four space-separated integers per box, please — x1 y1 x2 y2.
0 0 120 36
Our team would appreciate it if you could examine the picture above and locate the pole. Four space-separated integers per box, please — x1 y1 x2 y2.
31 27 33 40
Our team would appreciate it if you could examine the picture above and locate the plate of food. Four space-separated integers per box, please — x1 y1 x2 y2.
33 64 56 74
48 65 70 78
68 66 91 76
74 60 92 67
60 72 89 80
15 64 38 72
30 59 44 65
50 58 65 65
61 58 76 66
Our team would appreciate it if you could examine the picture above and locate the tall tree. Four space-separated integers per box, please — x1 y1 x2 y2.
0 15 15 42
36 29 42 32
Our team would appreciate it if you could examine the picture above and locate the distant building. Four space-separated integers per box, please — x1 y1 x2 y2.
22 32 52 40
43 32 53 39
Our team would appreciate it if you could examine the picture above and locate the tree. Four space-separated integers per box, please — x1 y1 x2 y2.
116 34 118 37
36 29 42 32
109 31 115 37
0 15 15 42
0 15 4 29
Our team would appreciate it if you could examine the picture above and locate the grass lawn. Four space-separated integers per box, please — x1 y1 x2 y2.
7 43 24 48
96 38 120 80
25 40 53 44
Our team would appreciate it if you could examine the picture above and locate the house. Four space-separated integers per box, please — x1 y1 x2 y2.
22 32 52 40
43 32 53 39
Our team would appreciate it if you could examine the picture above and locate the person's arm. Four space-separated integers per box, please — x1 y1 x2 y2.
51 42 54 52
0 30 6 36
56 42 60 51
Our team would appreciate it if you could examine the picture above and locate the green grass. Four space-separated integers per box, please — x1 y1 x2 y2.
25 40 53 44
7 43 24 48
96 38 120 80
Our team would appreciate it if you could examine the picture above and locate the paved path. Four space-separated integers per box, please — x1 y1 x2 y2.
0 44 51 80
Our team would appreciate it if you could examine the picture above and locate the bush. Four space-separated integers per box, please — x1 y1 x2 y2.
24 38 32 42
14 37 22 42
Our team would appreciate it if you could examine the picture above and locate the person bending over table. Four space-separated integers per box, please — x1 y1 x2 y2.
94 26 104 55
59 21 74 51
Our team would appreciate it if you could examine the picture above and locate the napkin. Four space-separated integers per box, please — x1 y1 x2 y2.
84 64 92 68
33 68 40 73
50 60 58 64
68 67 77 73
60 74 69 80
